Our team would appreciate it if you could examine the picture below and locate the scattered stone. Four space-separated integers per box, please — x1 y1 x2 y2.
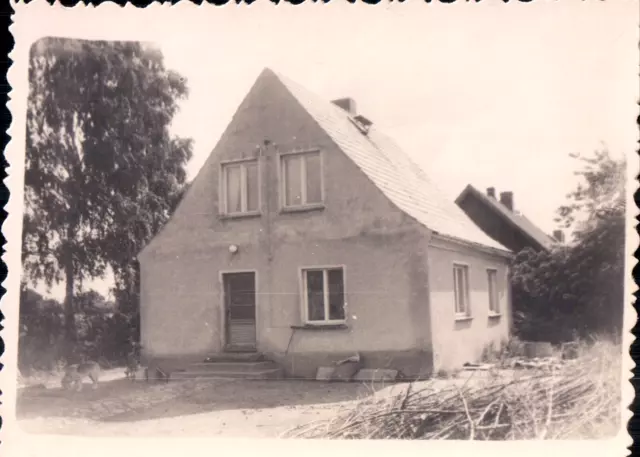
353 369 398 382
561 342 580 360
523 341 554 358
332 361 362 381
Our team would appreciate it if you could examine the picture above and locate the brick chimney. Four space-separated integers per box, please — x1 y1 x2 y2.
553 230 565 243
487 187 496 198
332 97 357 116
499 191 514 211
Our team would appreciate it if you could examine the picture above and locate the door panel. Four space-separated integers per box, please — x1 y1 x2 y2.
223 272 257 351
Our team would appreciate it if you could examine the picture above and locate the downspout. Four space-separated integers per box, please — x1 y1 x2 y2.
260 139 277 360
261 139 275 263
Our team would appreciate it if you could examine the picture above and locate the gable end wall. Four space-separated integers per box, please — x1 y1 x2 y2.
139 70 435 376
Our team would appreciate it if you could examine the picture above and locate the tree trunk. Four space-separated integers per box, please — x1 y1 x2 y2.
63 253 76 344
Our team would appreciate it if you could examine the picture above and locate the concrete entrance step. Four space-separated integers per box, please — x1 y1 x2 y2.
202 352 266 363
168 354 283 381
190 360 276 373
170 367 283 381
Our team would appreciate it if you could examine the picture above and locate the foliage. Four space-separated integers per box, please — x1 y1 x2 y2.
556 149 626 235
23 37 192 342
19 283 136 373
18 283 65 374
511 149 626 342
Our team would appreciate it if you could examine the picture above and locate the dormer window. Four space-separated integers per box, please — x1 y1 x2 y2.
220 158 260 216
280 150 324 211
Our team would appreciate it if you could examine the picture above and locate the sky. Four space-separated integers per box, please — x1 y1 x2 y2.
19 1 639 300
161 1 637 227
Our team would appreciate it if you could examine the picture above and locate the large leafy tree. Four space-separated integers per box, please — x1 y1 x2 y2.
511 149 626 342
23 38 192 343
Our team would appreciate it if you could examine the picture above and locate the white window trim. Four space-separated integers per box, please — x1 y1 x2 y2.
453 263 471 320
279 149 325 210
299 265 346 326
487 268 501 317
219 158 261 216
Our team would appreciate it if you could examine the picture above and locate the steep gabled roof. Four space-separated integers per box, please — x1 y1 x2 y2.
272 69 510 255
456 184 557 252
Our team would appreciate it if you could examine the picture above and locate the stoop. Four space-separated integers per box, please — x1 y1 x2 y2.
168 353 283 381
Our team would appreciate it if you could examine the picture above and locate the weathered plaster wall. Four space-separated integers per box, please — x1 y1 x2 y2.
139 69 433 375
427 237 512 373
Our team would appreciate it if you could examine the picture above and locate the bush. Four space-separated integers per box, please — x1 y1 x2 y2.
19 285 139 374
510 150 625 343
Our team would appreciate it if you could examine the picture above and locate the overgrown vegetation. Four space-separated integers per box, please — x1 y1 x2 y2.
285 339 621 440
511 149 626 343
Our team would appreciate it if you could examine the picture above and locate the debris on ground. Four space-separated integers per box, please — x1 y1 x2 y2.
560 342 580 360
353 369 398 382
287 342 621 440
332 354 362 382
505 357 568 371
336 354 361 365
522 341 554 358
462 362 493 371
316 354 363 382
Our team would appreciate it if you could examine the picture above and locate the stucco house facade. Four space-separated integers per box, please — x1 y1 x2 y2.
138 68 514 379
455 185 561 254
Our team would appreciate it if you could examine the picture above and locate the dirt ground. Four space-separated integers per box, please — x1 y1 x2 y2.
16 369 392 438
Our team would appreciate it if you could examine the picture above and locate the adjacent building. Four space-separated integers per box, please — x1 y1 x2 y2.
456 185 561 254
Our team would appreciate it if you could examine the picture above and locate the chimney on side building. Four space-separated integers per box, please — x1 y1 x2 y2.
500 191 514 211
487 187 496 198
331 97 357 116
553 230 565 243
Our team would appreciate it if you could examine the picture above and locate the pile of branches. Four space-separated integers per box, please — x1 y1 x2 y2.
285 345 620 440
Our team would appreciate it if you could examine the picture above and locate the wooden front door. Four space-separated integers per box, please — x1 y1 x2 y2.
222 272 257 352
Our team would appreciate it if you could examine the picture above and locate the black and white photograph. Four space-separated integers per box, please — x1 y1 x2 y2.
2 2 638 456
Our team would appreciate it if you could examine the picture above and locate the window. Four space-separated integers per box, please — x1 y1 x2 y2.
302 267 345 324
453 264 470 318
487 269 500 315
281 151 323 209
221 159 259 215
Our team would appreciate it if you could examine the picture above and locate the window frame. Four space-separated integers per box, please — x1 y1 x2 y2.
299 265 347 326
219 157 261 217
279 149 325 212
487 268 501 316
453 263 471 320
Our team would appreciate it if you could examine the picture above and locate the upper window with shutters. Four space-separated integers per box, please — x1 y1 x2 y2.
279 150 324 212
220 158 260 218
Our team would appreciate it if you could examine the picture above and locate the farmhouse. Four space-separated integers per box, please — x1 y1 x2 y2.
138 68 514 379
455 185 561 254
